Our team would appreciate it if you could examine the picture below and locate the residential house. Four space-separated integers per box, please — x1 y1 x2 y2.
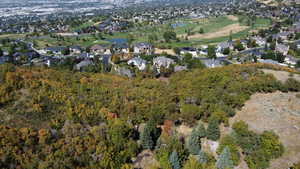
90 44 111 55
201 59 223 68
180 47 198 58
199 49 208 56
284 55 298 66
153 56 175 72
45 46 67 55
275 44 290 55
252 37 266 47
240 39 249 49
78 52 93 59
70 46 82 54
112 43 130 54
133 42 154 55
216 41 234 56
273 31 293 41
240 48 264 58
127 57 147 71
75 59 94 71
114 66 134 78
295 40 300 49
0 56 10 64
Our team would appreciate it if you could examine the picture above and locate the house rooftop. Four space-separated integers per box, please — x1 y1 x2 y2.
46 46 67 52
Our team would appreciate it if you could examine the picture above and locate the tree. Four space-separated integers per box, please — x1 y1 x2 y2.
140 120 160 150
234 40 245 51
270 42 276 50
127 34 135 46
197 150 208 164
163 31 177 42
141 122 154 149
222 48 230 55
169 150 181 169
207 119 220 141
8 46 15 56
195 122 206 138
275 52 285 63
173 47 181 55
216 147 234 169
199 28 204 34
111 55 121 64
62 48 70 55
148 34 158 43
208 45 216 60
187 127 201 155
296 60 300 68
0 48 3 56
229 31 233 41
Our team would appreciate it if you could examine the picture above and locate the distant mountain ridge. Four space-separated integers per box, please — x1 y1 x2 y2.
0 0 234 5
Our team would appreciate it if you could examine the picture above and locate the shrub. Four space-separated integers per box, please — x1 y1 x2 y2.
183 156 203 169
285 78 300 92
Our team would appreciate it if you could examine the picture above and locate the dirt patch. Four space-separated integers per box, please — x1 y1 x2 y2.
230 91 300 169
154 48 176 55
186 23 248 40
176 124 193 137
227 15 239 21
133 150 159 169
262 69 300 83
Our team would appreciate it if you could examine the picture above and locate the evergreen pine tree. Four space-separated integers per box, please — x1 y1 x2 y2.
207 119 220 141
197 150 208 164
216 147 234 169
169 150 181 169
140 122 154 149
187 128 201 155
195 122 206 138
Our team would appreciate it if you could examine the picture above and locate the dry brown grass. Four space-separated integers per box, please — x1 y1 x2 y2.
186 23 248 40
261 69 300 83
154 48 176 55
227 15 239 21
230 91 300 169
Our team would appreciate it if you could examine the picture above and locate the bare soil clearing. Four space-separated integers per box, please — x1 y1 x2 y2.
227 15 239 21
230 91 300 169
186 23 248 40
261 69 300 83
154 48 176 55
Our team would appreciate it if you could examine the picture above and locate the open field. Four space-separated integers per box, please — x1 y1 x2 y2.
187 23 249 40
0 33 28 39
257 0 279 6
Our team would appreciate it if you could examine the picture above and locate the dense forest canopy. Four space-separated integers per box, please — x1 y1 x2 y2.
0 63 299 169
